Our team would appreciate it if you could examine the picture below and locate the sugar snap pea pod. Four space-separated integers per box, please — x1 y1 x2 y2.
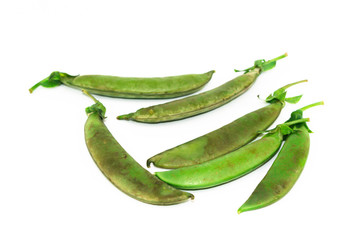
238 101 324 214
155 118 309 190
117 53 287 122
29 70 215 99
147 80 306 169
82 90 194 205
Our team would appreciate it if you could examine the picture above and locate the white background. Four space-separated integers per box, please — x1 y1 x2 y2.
1 0 359 239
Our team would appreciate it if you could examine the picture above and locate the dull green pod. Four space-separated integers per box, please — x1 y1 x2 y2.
238 101 323 214
29 70 215 99
147 80 306 169
83 90 194 205
117 53 288 122
155 118 309 190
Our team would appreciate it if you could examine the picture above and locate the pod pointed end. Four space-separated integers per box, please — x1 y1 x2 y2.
117 113 134 120
146 159 153 168
189 193 195 200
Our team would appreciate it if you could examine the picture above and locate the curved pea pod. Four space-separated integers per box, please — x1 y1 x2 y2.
117 53 288 122
147 80 306 169
155 118 309 190
29 70 215 99
83 90 194 205
238 101 324 214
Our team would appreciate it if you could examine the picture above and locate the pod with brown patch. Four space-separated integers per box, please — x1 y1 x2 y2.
83 90 194 205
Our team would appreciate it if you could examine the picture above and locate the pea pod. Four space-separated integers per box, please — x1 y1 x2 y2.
117 53 287 122
29 70 215 99
238 101 324 214
147 80 306 169
83 90 194 205
155 118 309 190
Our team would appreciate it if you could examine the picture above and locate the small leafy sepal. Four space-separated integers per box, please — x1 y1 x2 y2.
285 101 324 133
234 53 287 74
265 80 307 105
82 90 106 120
260 118 310 136
29 71 77 93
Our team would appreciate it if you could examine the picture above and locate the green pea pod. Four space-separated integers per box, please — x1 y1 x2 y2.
83 90 194 205
155 118 309 190
117 53 288 122
147 80 307 169
238 101 324 214
29 70 215 99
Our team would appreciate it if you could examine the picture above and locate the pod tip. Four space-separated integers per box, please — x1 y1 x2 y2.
189 193 195 200
284 52 288 57
117 113 134 120
146 159 153 168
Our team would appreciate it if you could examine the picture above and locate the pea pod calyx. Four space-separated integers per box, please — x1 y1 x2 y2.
285 101 324 132
29 71 77 93
264 79 308 105
82 89 106 119
235 53 288 74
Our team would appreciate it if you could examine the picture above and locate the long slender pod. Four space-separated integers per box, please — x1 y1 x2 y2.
29 70 215 99
238 101 324 214
155 118 309 190
147 80 306 169
117 53 287 122
83 90 193 205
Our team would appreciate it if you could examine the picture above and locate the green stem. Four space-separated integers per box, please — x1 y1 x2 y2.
299 101 324 112
29 77 48 93
265 53 288 64
284 118 310 127
280 79 308 91
82 89 98 103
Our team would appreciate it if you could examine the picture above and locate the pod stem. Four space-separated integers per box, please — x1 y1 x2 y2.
235 53 288 73
266 53 288 64
299 101 324 112
284 118 310 127
29 77 48 93
279 79 308 91
82 89 98 103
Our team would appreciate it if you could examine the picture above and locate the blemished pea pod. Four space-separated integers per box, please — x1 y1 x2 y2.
29 70 215 99
117 53 288 123
82 90 194 205
155 118 309 190
147 80 307 169
238 101 324 214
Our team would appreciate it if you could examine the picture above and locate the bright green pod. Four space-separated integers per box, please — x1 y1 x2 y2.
147 80 306 169
238 101 323 214
117 53 288 122
155 118 309 190
83 90 194 205
29 70 215 99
